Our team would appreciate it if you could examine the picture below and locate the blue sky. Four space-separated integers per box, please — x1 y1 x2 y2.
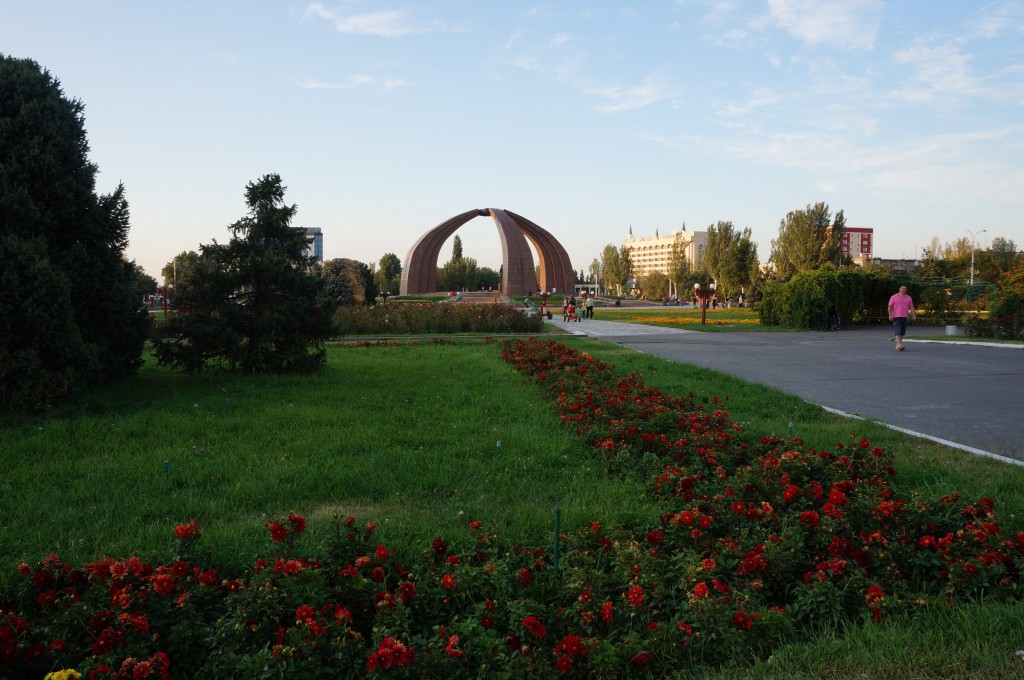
3 1 1023 280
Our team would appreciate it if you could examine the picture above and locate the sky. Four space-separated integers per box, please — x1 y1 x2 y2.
3 1 1023 281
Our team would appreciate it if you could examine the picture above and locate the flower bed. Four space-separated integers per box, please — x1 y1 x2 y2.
3 338 1022 677
333 302 543 335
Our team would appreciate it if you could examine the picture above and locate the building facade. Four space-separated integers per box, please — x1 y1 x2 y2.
840 227 873 260
622 227 707 279
302 227 324 262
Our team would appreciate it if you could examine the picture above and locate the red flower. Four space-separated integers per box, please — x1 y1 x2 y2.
444 634 466 659
601 601 613 621
266 521 288 543
783 485 799 503
799 510 820 527
519 568 533 586
441 574 457 590
692 582 709 598
522 615 547 639
366 637 415 672
732 610 754 631
174 519 200 541
398 581 416 603
152 574 175 596
627 585 645 607
646 529 665 546
865 584 885 606
287 513 306 533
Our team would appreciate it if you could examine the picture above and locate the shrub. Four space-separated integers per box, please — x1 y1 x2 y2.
333 303 543 336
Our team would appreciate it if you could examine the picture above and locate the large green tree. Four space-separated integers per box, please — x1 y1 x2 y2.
770 202 845 280
374 252 402 295
600 244 631 296
0 56 148 411
322 258 378 306
989 237 1020 276
437 235 480 291
703 221 737 285
161 250 203 290
153 174 333 373
718 228 759 298
667 232 690 296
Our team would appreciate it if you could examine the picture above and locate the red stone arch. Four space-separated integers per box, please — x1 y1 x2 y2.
400 209 576 296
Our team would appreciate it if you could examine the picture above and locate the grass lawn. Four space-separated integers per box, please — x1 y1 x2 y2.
3 337 1024 677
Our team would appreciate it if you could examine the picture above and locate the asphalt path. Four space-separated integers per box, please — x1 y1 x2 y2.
550 316 1023 462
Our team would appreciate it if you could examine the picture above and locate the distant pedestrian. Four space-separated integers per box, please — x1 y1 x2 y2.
887 285 916 351
586 296 594 319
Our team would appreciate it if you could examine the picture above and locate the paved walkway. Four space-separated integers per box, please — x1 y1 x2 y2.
549 316 1023 462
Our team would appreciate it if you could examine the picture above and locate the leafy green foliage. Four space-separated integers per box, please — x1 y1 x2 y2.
770 202 846 280
759 269 903 329
375 252 402 294
153 174 334 373
0 56 147 411
600 244 631 296
638 271 670 298
965 266 1024 339
321 257 378 306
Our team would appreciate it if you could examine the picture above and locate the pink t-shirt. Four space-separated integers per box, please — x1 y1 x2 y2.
888 293 914 318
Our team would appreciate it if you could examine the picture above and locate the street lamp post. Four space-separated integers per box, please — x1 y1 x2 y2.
693 281 716 325
966 228 986 287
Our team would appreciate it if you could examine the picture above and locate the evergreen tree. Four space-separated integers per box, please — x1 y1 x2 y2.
0 56 147 410
154 174 334 373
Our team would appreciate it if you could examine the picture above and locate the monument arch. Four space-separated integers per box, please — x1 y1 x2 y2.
400 209 576 296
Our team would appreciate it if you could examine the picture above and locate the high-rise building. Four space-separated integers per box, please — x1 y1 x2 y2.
840 227 873 259
302 227 323 262
622 226 707 279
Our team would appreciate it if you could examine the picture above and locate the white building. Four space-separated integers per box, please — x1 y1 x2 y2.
622 226 707 279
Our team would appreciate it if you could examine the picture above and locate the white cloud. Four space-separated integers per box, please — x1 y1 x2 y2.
585 75 678 113
968 1 1024 38
549 32 572 48
304 3 444 37
717 87 780 116
767 0 883 50
297 75 404 90
890 41 982 103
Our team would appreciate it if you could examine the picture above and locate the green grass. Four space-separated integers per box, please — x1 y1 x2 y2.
0 341 664 584
3 337 1024 677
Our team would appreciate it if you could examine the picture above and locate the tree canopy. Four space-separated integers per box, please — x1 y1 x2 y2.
322 258 378 306
374 252 402 295
770 202 845 280
0 55 148 411
153 174 334 374
600 244 631 296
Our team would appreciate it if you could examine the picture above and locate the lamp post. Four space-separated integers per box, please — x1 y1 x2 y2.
966 228 986 287
693 281 716 325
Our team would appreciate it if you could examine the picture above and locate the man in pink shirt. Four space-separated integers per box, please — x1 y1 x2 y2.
887 285 916 351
